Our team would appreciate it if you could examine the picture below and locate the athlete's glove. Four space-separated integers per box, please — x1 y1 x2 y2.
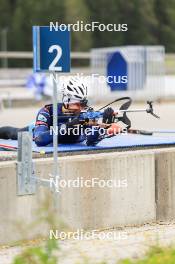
106 123 122 136
102 107 115 124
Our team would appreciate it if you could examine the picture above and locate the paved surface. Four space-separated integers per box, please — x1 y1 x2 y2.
0 222 175 264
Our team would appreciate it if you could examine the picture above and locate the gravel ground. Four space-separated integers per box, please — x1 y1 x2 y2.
1 222 175 264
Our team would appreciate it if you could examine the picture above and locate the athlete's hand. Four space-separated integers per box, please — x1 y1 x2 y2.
106 123 123 136
102 107 115 124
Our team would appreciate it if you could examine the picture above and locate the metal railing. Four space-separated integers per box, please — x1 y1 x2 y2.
0 51 90 59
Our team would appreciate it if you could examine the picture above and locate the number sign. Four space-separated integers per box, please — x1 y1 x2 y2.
33 26 70 72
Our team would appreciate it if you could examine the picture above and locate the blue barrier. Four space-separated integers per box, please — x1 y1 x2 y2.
107 49 146 91
107 52 127 91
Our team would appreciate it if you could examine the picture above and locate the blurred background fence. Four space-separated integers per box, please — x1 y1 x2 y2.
0 47 175 104
90 45 165 101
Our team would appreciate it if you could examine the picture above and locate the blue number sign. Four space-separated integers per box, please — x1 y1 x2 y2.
33 26 70 72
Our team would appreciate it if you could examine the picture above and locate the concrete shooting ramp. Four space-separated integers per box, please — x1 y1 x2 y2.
0 147 175 245
0 150 155 245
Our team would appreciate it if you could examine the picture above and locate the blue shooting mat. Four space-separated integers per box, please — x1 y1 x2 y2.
1 134 175 153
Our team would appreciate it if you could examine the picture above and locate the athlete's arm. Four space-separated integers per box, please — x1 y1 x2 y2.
34 105 77 146
34 106 53 146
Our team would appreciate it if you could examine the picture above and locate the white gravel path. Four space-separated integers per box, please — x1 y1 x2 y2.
1 222 175 264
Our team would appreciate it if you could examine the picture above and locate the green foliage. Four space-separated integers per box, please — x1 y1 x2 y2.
119 245 175 264
9 0 65 50
64 0 92 51
117 0 157 45
1 0 175 66
13 239 58 264
86 0 123 47
154 0 175 52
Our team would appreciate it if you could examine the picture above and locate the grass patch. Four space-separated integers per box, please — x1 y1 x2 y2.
119 245 175 264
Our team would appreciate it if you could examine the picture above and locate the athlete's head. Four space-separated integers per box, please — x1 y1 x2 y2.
61 76 88 113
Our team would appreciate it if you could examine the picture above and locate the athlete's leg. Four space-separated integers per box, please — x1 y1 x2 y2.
0 126 28 140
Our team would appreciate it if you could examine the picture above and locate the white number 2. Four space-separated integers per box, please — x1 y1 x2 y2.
48 45 62 71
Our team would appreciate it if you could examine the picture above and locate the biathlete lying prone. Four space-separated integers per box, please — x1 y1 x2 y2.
0 77 122 146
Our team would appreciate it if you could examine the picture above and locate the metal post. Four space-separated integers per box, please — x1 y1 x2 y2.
17 132 36 195
52 72 59 207
17 131 55 196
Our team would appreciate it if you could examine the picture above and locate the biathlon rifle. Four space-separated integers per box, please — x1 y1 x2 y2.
80 98 159 127
58 97 160 135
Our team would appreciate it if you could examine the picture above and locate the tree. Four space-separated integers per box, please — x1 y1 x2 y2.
8 0 66 66
154 0 175 52
86 0 123 47
117 0 157 45
9 0 66 51
64 0 92 51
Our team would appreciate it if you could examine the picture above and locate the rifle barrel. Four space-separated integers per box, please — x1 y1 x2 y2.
151 130 175 134
117 109 147 113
